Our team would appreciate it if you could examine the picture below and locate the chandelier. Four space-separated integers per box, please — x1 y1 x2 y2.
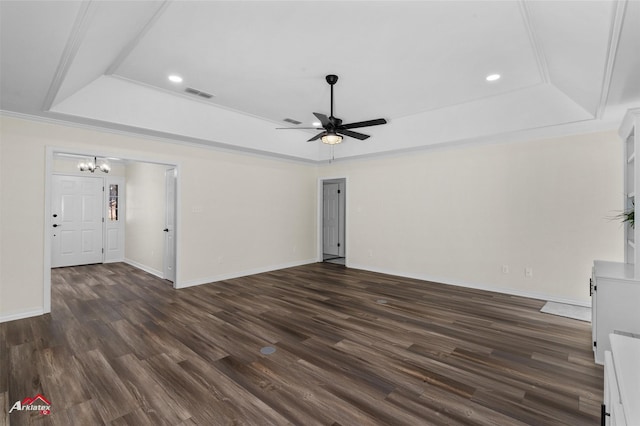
78 156 110 173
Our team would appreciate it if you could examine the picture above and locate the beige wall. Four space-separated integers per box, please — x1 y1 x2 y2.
0 115 317 320
0 114 625 321
321 131 624 304
125 162 166 276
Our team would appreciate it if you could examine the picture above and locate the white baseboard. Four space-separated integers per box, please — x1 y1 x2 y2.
0 308 45 324
347 263 591 308
177 258 317 289
124 258 164 279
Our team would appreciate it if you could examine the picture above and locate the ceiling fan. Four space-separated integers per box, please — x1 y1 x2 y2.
279 74 387 144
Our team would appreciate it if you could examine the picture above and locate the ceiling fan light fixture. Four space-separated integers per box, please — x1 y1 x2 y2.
168 74 183 83
321 133 343 145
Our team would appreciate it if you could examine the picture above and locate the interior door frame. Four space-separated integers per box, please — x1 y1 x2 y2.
44 146 181 313
163 167 177 282
317 176 348 264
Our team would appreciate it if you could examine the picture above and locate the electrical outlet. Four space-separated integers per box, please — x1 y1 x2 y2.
525 267 533 277
502 265 509 274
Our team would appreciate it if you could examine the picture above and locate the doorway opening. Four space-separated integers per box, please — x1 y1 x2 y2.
44 148 179 313
320 178 346 266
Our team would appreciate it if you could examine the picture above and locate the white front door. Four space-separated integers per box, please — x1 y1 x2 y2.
323 183 340 256
51 175 104 267
163 168 177 282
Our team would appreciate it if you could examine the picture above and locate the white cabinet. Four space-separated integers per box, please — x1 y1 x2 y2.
602 333 640 426
591 261 640 364
592 108 640 364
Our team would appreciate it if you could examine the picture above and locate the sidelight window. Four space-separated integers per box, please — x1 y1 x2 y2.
108 184 119 221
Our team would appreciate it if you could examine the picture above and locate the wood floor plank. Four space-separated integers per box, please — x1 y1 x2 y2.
2 262 603 425
48 399 104 426
177 355 294 425
110 353 192 425
33 346 88 412
72 349 138 423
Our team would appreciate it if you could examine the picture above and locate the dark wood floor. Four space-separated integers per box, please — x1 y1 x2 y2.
1 262 603 425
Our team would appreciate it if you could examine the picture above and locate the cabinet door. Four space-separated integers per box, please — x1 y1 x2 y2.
611 402 627 426
591 269 597 358
603 351 613 424
604 351 628 426
592 275 640 364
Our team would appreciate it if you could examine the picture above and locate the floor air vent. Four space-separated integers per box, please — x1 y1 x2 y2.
260 346 276 355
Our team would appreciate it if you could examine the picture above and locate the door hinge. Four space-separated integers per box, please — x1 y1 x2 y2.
337 189 341 194
337 243 341 247
103 186 105 192
102 248 104 254
593 341 597 348
102 217 105 223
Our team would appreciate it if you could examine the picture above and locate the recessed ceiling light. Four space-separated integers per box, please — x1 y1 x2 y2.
486 73 501 82
168 74 183 83
312 121 321 126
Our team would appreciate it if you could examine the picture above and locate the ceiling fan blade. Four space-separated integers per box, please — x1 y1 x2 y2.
313 112 330 127
276 127 323 130
338 129 370 140
340 118 387 130
307 132 325 142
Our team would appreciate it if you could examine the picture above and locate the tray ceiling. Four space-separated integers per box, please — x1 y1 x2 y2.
1 0 639 162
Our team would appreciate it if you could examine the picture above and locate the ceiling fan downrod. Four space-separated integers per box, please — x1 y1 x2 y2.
326 74 338 119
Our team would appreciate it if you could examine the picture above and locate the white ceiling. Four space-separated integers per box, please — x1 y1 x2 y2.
1 0 639 162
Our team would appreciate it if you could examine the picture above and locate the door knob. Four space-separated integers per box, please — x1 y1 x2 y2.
53 224 61 228
163 228 169 232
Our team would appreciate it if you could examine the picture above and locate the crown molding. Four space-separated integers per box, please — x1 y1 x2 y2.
518 0 550 85
42 1 96 111
596 0 628 119
0 110 318 165
1 107 624 166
